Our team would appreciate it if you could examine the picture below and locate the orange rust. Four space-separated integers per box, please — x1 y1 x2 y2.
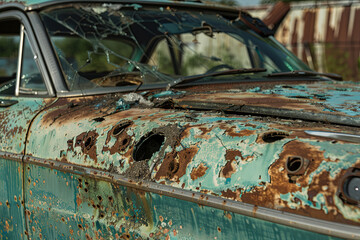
102 128 132 155
5 220 9 232
76 194 82 206
155 146 199 181
252 205 258 216
225 140 360 225
190 163 208 180
225 212 232 220
223 125 256 137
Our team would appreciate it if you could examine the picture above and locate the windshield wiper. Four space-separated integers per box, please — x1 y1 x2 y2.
167 68 267 89
267 70 342 81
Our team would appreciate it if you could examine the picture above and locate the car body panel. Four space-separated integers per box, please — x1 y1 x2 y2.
25 163 341 240
0 0 359 239
23 81 360 238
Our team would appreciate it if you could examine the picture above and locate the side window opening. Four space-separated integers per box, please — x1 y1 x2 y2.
19 30 47 95
0 20 20 95
0 19 47 96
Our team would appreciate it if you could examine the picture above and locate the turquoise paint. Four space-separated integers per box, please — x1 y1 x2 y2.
24 163 340 240
23 96 360 230
305 140 360 182
0 97 46 153
115 98 131 111
152 90 185 99
0 159 26 240
246 82 360 117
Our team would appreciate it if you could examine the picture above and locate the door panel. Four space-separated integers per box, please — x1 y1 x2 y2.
0 17 55 238
24 163 338 240
0 159 25 240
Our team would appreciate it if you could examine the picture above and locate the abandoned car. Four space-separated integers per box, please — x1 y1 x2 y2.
0 0 359 239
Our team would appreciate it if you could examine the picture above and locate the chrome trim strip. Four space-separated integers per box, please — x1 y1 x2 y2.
305 130 360 143
0 151 23 162
20 154 360 239
15 24 25 97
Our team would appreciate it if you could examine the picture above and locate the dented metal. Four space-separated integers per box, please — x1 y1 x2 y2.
0 0 359 239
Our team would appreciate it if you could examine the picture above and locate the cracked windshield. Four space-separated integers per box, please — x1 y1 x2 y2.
40 4 310 91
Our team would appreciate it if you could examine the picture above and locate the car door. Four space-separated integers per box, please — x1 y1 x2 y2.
0 12 55 239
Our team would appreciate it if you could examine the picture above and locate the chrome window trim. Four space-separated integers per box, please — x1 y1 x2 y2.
0 10 55 97
15 25 25 96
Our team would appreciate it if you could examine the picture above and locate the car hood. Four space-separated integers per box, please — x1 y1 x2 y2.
171 80 360 126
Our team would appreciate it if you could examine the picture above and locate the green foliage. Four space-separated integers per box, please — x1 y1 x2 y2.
54 37 133 73
0 37 19 58
324 43 353 80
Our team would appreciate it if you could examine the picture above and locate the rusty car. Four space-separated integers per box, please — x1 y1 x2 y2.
0 0 359 239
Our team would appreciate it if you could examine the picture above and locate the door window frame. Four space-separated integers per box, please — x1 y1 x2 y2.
0 10 55 97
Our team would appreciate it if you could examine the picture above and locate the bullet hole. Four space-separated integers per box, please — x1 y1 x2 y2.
286 156 309 183
121 233 131 240
85 181 89 186
108 196 113 202
133 133 165 161
78 178 82 183
5 201 9 208
96 204 101 209
84 188 88 193
339 168 360 205
97 196 102 201
112 121 132 136
169 160 179 174
84 136 94 150
93 117 105 122
262 131 289 143
99 213 105 218
217 227 221 232
78 224 83 230
286 157 302 173
125 197 130 203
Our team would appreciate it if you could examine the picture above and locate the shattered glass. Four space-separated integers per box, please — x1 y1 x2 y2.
40 4 310 91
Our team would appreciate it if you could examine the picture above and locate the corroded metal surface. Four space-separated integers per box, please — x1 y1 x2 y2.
274 1 360 81
22 80 360 238
0 1 359 239
247 1 360 81
24 163 342 239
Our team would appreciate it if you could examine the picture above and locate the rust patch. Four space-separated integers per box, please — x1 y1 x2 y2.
76 194 82 206
103 121 133 155
72 130 99 163
237 140 360 225
224 125 256 137
221 189 238 200
190 163 208 180
155 146 199 182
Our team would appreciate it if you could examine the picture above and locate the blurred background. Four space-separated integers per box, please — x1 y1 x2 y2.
208 0 360 81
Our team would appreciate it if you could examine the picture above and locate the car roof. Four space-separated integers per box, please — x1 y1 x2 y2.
0 0 240 14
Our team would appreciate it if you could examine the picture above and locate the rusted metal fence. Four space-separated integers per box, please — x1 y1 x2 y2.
248 1 360 81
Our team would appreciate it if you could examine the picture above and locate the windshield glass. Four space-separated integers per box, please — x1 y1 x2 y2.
40 4 311 91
